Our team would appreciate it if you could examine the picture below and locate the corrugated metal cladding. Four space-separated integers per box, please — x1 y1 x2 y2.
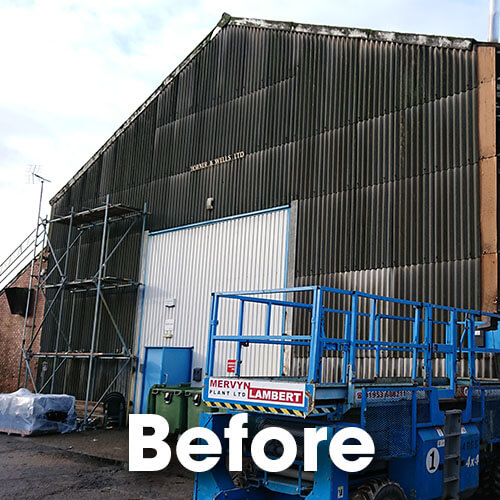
133 208 288 408
43 15 487 398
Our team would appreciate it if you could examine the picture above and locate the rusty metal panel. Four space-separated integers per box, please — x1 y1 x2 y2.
478 45 498 313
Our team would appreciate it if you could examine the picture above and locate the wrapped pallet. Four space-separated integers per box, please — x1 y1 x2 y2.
0 389 76 436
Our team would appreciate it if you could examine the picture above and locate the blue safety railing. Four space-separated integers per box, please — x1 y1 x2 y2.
205 286 500 391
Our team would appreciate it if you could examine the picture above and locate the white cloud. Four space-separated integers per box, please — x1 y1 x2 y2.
0 0 490 265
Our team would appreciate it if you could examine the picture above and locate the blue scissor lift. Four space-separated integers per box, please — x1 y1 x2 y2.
196 286 500 500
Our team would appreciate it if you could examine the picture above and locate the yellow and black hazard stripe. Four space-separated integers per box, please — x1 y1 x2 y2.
205 401 306 418
310 407 337 414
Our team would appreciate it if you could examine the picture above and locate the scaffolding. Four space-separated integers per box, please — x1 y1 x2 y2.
19 194 147 426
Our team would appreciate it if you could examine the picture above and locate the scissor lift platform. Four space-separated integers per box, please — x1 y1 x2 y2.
203 286 500 419
195 287 500 500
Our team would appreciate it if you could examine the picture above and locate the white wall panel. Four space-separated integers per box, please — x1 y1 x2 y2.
133 208 289 409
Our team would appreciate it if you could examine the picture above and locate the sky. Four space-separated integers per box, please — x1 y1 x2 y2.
0 0 492 267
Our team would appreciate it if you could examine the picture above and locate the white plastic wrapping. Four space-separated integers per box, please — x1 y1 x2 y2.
0 389 77 436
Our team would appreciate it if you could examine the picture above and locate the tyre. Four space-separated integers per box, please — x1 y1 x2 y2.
474 449 500 499
351 478 406 500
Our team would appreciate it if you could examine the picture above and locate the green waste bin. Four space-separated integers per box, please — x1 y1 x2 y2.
185 387 219 429
148 384 189 434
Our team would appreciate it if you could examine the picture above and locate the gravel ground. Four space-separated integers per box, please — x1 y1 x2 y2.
0 430 194 499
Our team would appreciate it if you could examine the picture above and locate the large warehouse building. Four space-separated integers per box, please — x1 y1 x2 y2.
25 14 500 418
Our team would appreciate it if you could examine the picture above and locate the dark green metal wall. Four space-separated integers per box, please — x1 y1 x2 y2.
43 17 482 397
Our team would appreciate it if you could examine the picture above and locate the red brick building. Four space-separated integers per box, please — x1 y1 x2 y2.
0 259 44 393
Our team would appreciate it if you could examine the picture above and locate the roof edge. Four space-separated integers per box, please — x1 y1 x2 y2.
50 13 231 206
228 16 475 50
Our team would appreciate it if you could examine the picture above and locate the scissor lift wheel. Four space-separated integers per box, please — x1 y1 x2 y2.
474 448 500 499
352 478 406 500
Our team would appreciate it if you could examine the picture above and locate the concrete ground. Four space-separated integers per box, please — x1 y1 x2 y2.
0 429 194 499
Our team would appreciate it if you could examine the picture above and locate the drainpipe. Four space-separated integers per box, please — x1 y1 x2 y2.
489 0 499 42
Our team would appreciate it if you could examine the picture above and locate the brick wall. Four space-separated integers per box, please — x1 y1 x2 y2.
0 259 45 393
